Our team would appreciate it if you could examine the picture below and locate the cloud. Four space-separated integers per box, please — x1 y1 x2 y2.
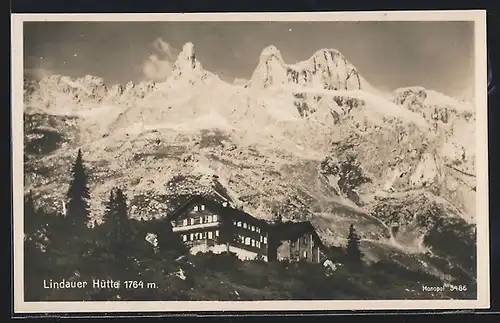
143 55 174 81
142 38 179 82
153 38 177 61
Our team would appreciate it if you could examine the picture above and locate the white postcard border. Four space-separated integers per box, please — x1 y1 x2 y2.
11 10 490 313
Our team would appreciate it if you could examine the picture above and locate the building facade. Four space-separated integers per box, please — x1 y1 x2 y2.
166 195 326 263
168 196 270 261
267 221 325 263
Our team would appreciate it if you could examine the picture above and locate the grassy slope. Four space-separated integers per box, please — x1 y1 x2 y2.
29 247 476 302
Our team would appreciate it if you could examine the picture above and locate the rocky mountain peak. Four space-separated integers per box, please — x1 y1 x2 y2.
249 45 372 92
258 45 285 63
170 42 207 82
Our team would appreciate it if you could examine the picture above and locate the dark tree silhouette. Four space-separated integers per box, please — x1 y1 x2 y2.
88 188 139 286
66 149 91 231
346 224 363 267
101 188 134 254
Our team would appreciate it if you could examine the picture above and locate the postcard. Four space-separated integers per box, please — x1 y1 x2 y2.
12 10 490 313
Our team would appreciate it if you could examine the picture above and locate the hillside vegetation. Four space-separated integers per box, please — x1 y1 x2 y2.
23 151 476 302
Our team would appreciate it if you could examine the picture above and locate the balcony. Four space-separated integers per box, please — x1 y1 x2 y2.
172 221 220 232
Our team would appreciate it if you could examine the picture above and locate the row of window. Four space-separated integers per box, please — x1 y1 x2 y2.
236 235 267 248
233 220 261 233
182 230 220 242
191 203 227 213
180 230 269 247
291 236 311 247
192 204 206 212
180 214 219 227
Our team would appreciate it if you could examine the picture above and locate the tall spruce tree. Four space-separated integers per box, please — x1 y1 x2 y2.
346 224 363 267
102 188 134 255
66 149 91 231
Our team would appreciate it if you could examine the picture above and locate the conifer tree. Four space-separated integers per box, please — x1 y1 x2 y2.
102 188 134 255
66 149 91 231
346 224 363 267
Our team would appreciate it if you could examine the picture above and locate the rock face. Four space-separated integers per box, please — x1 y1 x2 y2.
23 42 478 282
248 46 374 92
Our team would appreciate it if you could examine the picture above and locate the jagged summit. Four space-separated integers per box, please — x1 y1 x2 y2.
171 42 202 75
23 71 158 112
248 45 375 93
166 42 220 86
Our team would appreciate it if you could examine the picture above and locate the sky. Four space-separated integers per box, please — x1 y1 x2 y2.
23 20 475 98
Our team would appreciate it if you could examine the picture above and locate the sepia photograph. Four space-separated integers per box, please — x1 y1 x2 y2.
12 11 489 313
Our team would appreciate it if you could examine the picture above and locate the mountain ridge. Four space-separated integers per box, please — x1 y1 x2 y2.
23 41 477 282
24 42 469 108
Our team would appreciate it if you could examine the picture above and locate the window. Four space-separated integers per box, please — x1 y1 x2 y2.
213 214 218 222
245 237 251 245
201 204 205 211
259 236 263 243
190 218 195 225
208 215 213 222
183 219 188 226
303 251 307 258
215 230 220 237
256 241 261 248
263 237 267 244
208 231 213 239
190 233 194 241
257 227 260 233
233 221 237 226
194 205 199 212
251 240 255 247
303 237 308 245
182 235 187 242
291 241 296 248
243 223 247 229
251 226 255 232
237 221 242 227
203 232 207 239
